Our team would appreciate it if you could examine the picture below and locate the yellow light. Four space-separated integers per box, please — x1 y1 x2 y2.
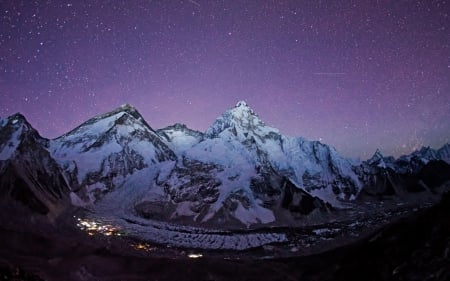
131 243 154 251
76 218 123 237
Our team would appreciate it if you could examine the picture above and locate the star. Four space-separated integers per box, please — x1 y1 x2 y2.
0 0 448 158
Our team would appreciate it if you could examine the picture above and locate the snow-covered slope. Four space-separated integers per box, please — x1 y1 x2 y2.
157 123 203 154
205 101 361 201
135 101 359 227
49 104 176 204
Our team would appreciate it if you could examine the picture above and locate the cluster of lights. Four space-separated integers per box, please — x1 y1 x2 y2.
76 218 123 237
131 243 154 252
75 218 206 258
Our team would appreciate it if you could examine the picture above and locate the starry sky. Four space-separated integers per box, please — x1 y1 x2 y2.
1 0 449 159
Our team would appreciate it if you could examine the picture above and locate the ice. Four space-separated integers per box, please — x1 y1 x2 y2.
87 166 286 250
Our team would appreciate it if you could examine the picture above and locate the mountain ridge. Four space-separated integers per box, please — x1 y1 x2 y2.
1 102 449 229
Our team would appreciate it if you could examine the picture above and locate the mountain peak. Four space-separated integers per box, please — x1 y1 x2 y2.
233 100 254 114
418 146 432 153
374 148 384 157
111 103 149 125
235 100 249 108
1 113 27 127
0 113 39 136
158 123 202 133
205 101 278 139
0 113 46 161
57 104 154 139
118 103 137 112
101 104 150 126
111 103 141 118
367 149 385 166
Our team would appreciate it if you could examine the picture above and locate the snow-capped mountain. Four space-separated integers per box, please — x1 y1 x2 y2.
205 101 361 201
1 101 449 230
393 145 450 174
362 144 450 176
133 101 358 227
366 149 396 169
358 144 450 197
49 104 176 205
0 113 70 218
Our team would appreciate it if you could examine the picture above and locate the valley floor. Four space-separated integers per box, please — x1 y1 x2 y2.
1 188 450 280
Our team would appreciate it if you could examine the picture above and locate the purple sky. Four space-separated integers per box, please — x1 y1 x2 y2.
1 0 449 159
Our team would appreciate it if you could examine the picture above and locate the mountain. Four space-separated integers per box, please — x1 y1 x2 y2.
48 104 176 205
134 101 358 227
203 101 361 202
437 143 450 162
359 145 450 197
2 101 450 278
366 149 396 169
0 101 449 231
0 114 70 218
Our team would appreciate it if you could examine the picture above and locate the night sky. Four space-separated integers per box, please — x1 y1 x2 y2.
1 0 449 159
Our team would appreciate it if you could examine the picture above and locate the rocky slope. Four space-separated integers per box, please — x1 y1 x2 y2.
0 114 70 218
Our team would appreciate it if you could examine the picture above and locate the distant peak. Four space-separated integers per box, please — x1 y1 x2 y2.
374 148 383 156
3 112 29 127
119 103 135 110
0 112 44 141
10 112 26 120
232 101 255 116
110 104 153 128
235 101 249 108
204 100 277 138
418 146 431 152
160 123 189 131
368 149 384 163
116 103 139 114
109 103 142 118
59 103 154 138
